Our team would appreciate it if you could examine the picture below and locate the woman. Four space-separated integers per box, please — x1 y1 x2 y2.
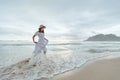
32 25 48 55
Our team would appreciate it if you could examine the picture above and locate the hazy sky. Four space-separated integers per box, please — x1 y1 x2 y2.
0 0 120 41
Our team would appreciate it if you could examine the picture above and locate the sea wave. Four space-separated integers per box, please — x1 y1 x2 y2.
87 48 120 53
0 51 113 80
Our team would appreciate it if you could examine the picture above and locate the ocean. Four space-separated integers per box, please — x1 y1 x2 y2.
0 40 120 80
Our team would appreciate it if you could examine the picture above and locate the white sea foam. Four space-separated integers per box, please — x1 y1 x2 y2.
0 51 116 80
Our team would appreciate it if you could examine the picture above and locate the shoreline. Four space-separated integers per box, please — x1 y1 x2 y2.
44 57 120 80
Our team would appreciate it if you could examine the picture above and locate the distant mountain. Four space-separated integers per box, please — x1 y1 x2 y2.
85 34 120 41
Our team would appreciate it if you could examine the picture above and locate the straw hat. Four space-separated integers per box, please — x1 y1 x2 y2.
39 25 46 28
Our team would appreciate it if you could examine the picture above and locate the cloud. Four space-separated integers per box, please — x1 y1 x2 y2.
0 0 120 40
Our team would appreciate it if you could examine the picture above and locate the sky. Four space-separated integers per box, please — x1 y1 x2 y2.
0 0 120 41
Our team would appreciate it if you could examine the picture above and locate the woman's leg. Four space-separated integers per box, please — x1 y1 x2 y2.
43 47 47 55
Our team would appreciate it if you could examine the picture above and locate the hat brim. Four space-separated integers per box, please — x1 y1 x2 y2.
39 26 46 28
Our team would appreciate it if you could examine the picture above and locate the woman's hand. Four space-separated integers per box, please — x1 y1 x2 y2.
46 39 48 42
33 41 38 44
44 38 48 42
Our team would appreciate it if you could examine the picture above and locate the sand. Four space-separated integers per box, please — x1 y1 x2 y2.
46 57 120 80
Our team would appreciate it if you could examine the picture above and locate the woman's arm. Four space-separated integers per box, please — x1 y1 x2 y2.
32 35 37 43
44 37 48 41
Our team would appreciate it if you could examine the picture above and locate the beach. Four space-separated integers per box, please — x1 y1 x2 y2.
1 41 120 80
47 57 120 80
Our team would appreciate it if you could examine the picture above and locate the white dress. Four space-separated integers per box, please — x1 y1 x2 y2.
33 31 48 55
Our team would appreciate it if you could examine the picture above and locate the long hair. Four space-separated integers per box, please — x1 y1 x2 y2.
38 28 44 33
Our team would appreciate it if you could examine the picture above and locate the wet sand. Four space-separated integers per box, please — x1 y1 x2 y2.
47 57 120 80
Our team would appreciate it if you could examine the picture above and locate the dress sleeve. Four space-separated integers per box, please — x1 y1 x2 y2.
34 31 39 36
